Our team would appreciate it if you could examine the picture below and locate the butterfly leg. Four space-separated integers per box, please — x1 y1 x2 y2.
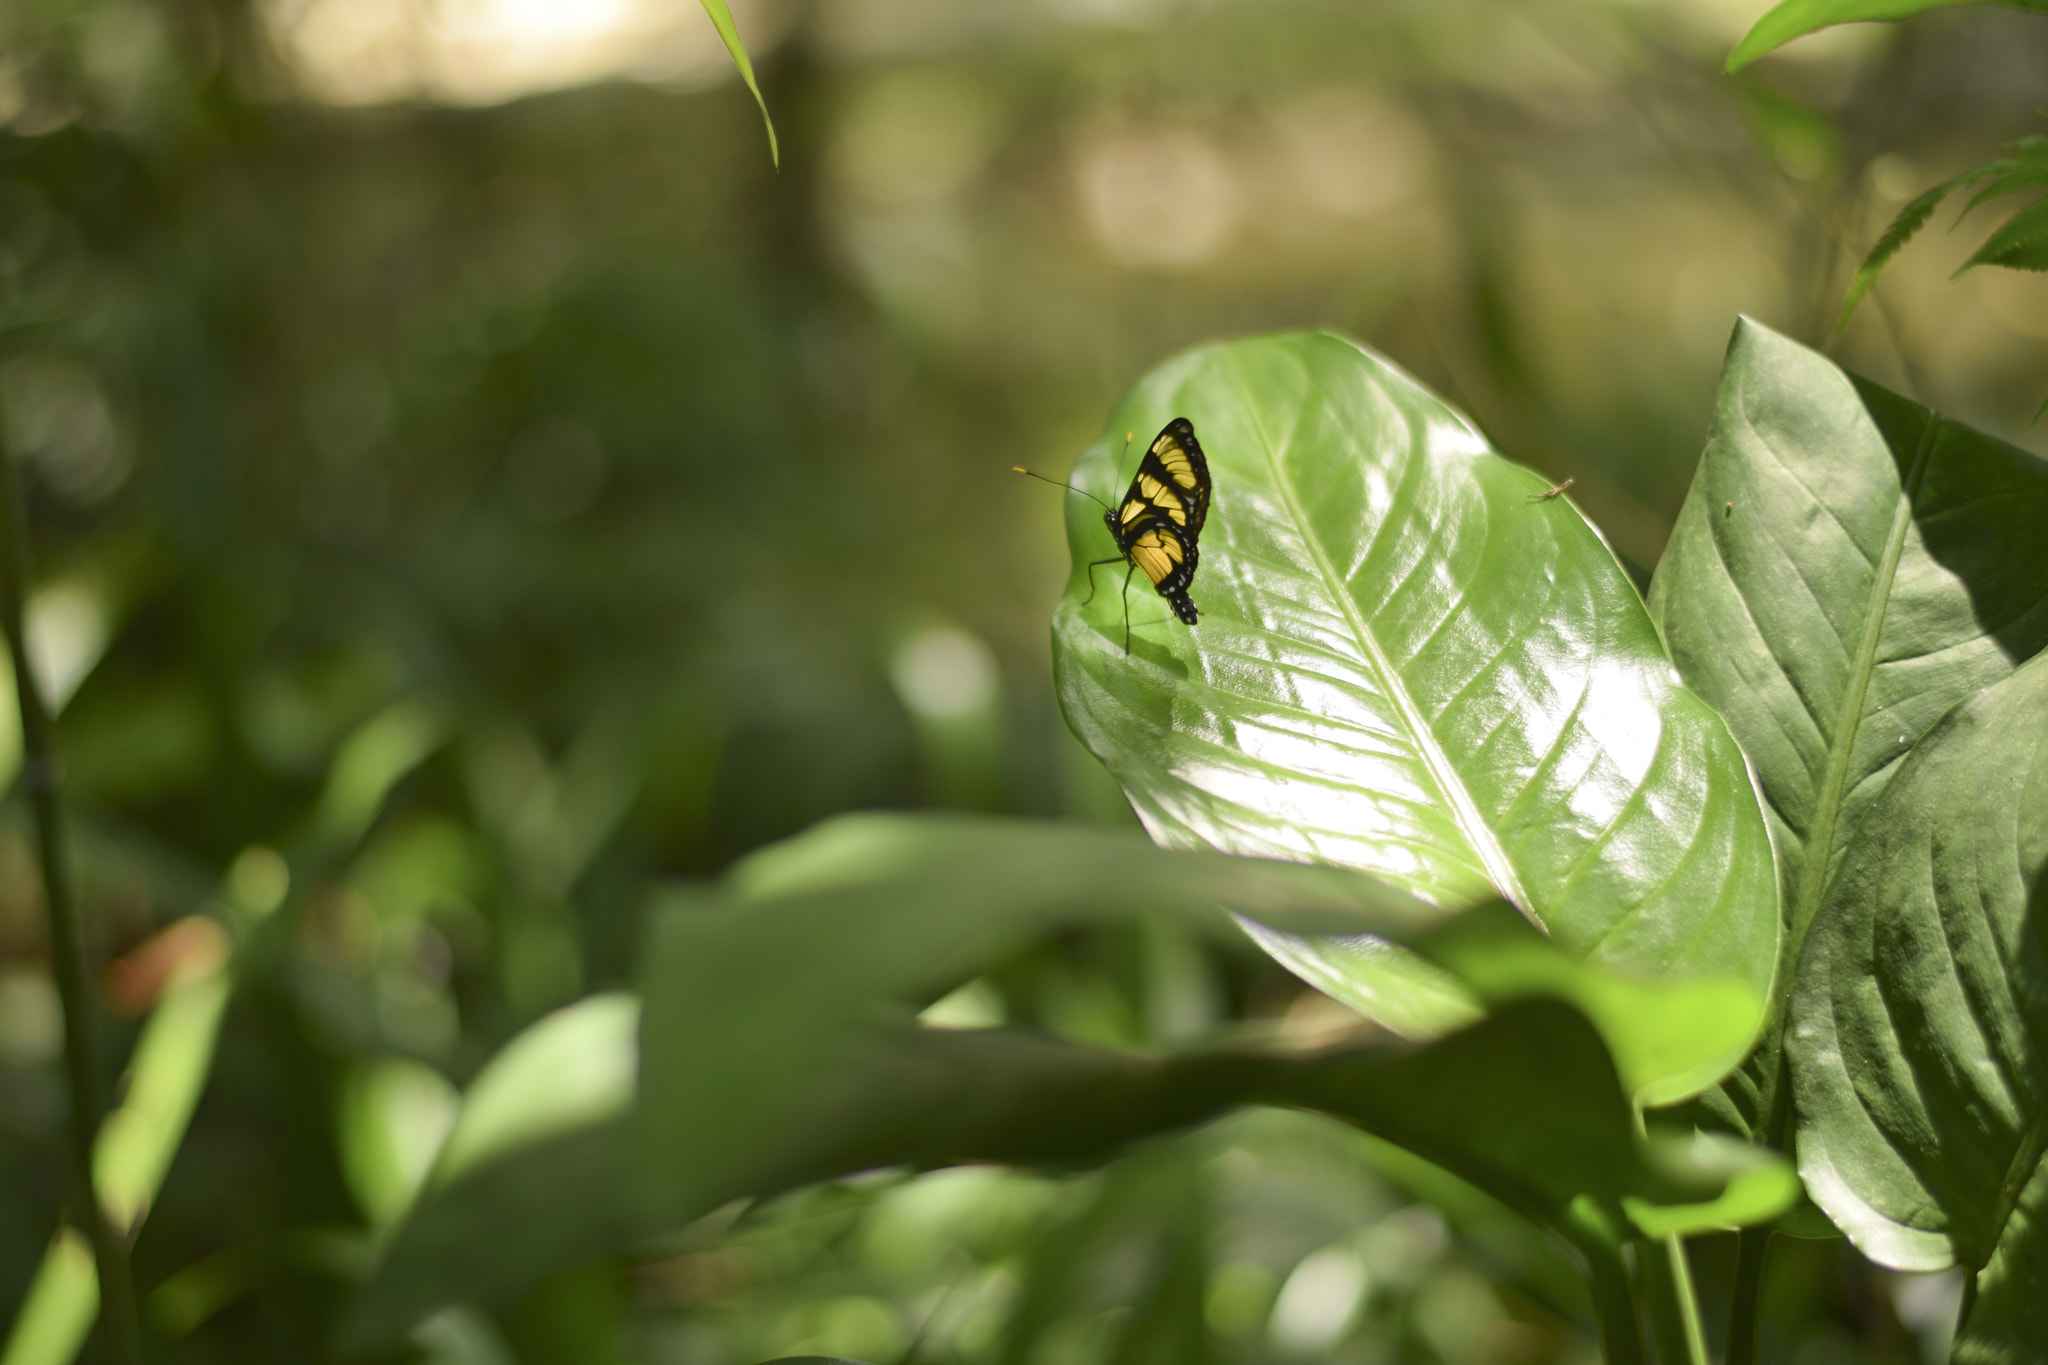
1121 562 1137 655
1081 556 1123 607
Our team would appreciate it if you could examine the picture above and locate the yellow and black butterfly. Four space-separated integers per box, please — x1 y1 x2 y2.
1015 417 1213 653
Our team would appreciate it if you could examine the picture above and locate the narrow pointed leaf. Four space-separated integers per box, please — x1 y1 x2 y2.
1726 0 2048 72
1962 195 2048 272
1957 137 2048 212
1790 650 2048 1294
695 0 779 166
1839 178 1958 329
1648 319 2048 1131
1053 331 1776 1083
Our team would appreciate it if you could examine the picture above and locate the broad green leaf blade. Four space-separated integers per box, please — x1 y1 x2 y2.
1725 0 2048 72
1648 319 2048 1129
351 999 1785 1346
351 815 1787 1342
1962 195 2048 272
695 0 778 167
1790 650 2048 1275
1053 332 1777 1056
1624 1134 1804 1238
347 1016 1292 1342
1414 903 1764 1107
1273 999 1690 1236
633 812 1439 1215
359 812 1437 1343
1268 999 1791 1244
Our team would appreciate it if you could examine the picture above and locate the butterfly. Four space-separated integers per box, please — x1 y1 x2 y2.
1015 417 1213 653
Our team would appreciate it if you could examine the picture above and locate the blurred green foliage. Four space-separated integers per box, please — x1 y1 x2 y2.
2 0 2042 1360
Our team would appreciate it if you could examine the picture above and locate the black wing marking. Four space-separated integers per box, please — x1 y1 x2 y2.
1099 417 1212 632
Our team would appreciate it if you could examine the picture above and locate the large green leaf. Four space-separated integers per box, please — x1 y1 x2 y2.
1415 903 1767 1107
347 816 1436 1341
1648 319 2048 1137
343 1004 1283 1348
350 1000 1784 1352
631 812 1442 1221
347 815 1792 1348
1053 331 1776 1078
1790 651 2048 1299
1725 0 2048 72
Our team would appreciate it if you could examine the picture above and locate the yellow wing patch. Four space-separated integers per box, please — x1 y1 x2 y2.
1080 415 1212 650
1127 531 1181 586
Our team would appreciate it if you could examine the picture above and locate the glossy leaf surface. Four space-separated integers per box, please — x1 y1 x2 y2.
1053 331 1776 1064
1649 320 2048 1135
1791 652 2048 1289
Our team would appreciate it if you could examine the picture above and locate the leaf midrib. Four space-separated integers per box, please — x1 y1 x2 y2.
1243 389 1534 917
1785 412 1941 960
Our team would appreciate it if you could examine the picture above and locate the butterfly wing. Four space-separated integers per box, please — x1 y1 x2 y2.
1102 416 1211 631
1123 524 1199 623
1142 418 1211 539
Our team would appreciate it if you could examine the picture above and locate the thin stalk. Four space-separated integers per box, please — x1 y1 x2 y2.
1727 1227 1773 1365
0 410 143 1364
1644 1235 1709 1365
1728 1036 1795 1365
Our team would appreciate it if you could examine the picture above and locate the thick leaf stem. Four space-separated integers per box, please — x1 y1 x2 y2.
1726 1227 1772 1365
1641 1235 1709 1365
1580 1241 1646 1365
0 406 143 1365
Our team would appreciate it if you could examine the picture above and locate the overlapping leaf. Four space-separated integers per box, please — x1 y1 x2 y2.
347 815 1791 1346
1053 331 1776 1088
1790 650 2048 1359
1648 319 2048 1136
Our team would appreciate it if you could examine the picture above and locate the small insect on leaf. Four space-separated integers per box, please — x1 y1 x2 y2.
1015 419 1214 654
1528 478 1574 502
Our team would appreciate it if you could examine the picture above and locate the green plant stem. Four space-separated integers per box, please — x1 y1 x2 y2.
1657 1235 1710 1365
1581 1241 1647 1365
0 417 143 1365
1727 1025 1795 1365
1727 1226 1773 1365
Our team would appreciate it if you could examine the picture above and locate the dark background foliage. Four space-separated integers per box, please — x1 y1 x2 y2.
1 0 2042 1360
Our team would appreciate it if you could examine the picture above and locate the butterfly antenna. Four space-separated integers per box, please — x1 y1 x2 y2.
1012 466 1114 513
